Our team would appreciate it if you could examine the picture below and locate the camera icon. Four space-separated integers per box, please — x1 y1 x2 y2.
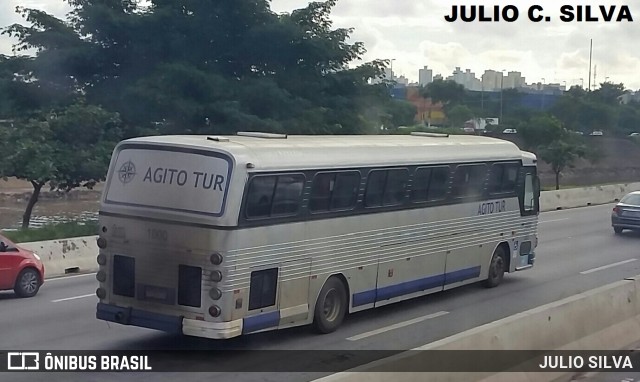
7 352 40 370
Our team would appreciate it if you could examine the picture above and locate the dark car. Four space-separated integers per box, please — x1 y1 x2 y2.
612 191 640 234
0 233 45 297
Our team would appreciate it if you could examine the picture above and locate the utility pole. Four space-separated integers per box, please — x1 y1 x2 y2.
588 39 593 91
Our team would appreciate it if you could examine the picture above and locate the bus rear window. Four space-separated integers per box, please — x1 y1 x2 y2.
104 146 232 217
246 174 305 219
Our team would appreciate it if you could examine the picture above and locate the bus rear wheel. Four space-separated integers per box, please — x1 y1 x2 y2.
484 246 506 288
313 276 347 334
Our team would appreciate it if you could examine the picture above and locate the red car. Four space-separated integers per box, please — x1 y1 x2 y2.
0 233 45 297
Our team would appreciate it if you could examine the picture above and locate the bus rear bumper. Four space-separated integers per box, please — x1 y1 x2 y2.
96 302 182 334
183 318 243 339
97 303 243 339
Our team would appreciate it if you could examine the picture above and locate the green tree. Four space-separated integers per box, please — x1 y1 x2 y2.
3 0 395 135
446 104 474 128
0 103 121 228
421 79 466 112
538 139 589 190
518 114 567 151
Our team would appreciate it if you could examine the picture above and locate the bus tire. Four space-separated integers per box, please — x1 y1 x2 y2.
484 245 506 288
313 276 347 334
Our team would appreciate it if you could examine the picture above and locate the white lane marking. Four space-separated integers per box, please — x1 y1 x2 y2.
51 293 96 302
46 273 96 282
580 259 637 275
347 311 449 341
539 218 569 224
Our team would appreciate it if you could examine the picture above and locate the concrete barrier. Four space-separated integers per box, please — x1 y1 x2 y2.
539 182 640 212
315 275 640 382
19 235 98 279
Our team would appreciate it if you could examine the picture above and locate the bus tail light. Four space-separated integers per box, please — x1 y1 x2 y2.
97 254 107 265
210 253 223 265
209 288 222 300
96 271 107 282
211 270 223 282
208 305 221 317
96 288 106 300
97 237 107 249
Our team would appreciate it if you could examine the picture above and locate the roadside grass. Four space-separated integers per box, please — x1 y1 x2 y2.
1 220 99 243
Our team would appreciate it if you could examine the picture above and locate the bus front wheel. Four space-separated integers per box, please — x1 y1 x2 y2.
313 276 347 334
484 246 506 288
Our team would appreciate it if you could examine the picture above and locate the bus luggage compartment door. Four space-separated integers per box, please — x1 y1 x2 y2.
278 258 311 326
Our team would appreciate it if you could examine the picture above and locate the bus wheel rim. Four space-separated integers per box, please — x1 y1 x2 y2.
323 289 340 321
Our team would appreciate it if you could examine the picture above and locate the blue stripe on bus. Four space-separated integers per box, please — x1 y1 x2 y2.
242 311 281 334
351 266 482 307
96 303 182 334
376 273 445 302
444 266 481 284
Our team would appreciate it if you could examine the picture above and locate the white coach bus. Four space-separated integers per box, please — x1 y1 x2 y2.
95 132 540 339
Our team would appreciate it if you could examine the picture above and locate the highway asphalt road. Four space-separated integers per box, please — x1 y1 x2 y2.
1 203 640 382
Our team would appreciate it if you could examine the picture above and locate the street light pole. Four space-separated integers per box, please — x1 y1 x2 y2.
390 59 396 81
500 69 506 122
541 78 545 110
500 76 504 123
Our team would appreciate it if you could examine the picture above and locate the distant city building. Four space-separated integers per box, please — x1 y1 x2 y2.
481 70 502 91
447 67 482 91
418 66 433 86
395 75 409 86
504 71 526 89
374 63 564 96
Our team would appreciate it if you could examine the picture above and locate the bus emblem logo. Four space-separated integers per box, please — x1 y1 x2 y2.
118 161 136 184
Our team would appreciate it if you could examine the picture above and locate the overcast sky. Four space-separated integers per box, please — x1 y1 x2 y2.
2 0 639 89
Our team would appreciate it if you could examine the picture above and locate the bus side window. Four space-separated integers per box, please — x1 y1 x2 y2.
383 169 408 205
309 171 360 212
246 176 276 218
523 174 535 212
331 172 360 210
518 168 539 216
452 164 487 199
365 169 408 207
246 174 304 219
309 173 334 212
271 174 304 216
364 170 386 207
412 166 449 203
489 162 519 195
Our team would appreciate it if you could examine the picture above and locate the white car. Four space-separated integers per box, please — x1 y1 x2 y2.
629 132 640 137
589 130 603 136
502 129 517 134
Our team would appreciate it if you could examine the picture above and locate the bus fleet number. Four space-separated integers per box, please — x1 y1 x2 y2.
148 228 168 242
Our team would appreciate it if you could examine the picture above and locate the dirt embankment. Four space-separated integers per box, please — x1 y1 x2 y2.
0 178 102 202
499 136 640 188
